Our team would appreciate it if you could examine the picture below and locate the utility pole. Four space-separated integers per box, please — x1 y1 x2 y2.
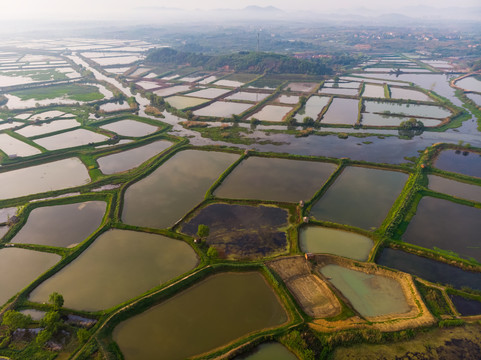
257 31 260 52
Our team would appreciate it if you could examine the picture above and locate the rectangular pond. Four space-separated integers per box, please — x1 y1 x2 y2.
362 84 385 98
294 96 330 121
97 140 172 174
248 105 293 122
33 129 110 150
428 175 481 203
299 226 373 261
113 272 288 360
0 248 60 307
389 87 434 102
0 133 41 157
185 87 231 99
29 229 198 311
225 91 270 102
194 101 252 118
11 201 106 248
164 95 209 109
310 167 408 230
0 158 90 200
122 150 238 229
15 119 79 137
376 248 481 291
433 150 481 178
403 197 481 262
100 120 159 137
214 156 337 202
321 98 359 125
364 100 451 119
361 113 441 127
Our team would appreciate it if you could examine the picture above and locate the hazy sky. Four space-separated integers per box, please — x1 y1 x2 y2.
2 0 479 20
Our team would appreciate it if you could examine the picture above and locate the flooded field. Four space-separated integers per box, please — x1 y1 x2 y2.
389 87 433 102
248 105 293 122
185 87 230 99
321 98 358 125
277 94 300 104
15 119 79 137
294 96 330 121
364 101 451 119
310 167 408 229
194 101 252 118
181 203 289 259
320 264 410 317
456 76 481 93
113 272 288 360
287 82 318 92
433 150 481 178
428 175 481 203
0 158 90 200
0 133 41 157
34 129 109 150
225 91 270 102
361 113 441 127
377 248 481 290
362 84 385 98
215 157 336 202
299 226 373 261
29 229 198 311
11 201 106 247
97 140 172 174
403 197 481 262
153 85 191 97
100 120 158 137
122 150 238 228
0 248 60 306
164 95 209 109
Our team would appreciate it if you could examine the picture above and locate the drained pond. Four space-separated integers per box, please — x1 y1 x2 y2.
113 272 288 360
181 203 289 259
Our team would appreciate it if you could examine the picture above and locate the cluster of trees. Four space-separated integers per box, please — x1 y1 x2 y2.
146 48 334 75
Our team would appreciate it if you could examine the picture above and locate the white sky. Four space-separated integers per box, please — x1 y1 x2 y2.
1 0 479 20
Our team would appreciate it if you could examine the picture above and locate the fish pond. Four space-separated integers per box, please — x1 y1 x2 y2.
294 96 330 121
164 95 209 109
122 150 238 229
15 119 79 137
364 101 450 119
11 201 106 247
299 226 373 261
113 272 288 360
433 150 481 178
403 197 481 262
100 120 159 137
214 157 337 202
376 248 481 291
320 264 410 317
310 167 408 230
34 129 110 150
194 101 252 118
428 175 481 203
181 203 289 259
0 248 60 306
0 158 90 200
449 295 481 316
236 342 298 360
248 105 293 122
29 229 198 311
0 133 41 157
321 98 359 125
97 140 172 174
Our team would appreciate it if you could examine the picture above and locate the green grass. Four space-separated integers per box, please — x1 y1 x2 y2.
11 84 104 102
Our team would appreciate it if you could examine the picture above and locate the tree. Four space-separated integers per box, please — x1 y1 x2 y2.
49 292 64 310
1 310 31 333
207 246 218 259
303 116 315 126
40 311 61 333
197 224 210 239
36 329 53 346
77 328 90 344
